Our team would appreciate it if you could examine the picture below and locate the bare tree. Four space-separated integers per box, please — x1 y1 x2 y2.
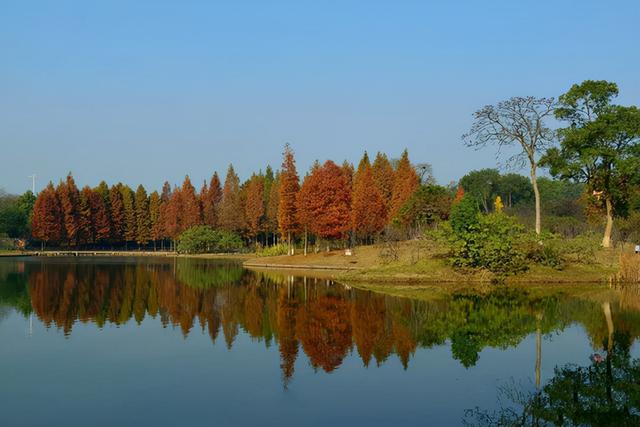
462 97 555 235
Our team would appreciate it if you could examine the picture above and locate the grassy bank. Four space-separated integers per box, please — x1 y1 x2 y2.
244 239 627 285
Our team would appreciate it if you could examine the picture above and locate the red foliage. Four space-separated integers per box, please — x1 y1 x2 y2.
352 159 387 239
298 160 351 240
31 182 63 245
56 174 81 246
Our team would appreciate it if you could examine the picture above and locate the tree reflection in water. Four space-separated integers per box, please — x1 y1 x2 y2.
465 300 640 427
2 258 640 397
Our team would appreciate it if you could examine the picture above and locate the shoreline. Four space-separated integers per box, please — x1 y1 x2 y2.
1 249 621 286
0 250 251 261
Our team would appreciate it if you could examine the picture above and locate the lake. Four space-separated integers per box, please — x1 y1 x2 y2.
1 257 639 426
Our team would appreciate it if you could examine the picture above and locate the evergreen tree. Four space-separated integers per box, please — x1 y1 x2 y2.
120 184 136 244
278 144 300 254
135 184 150 246
157 181 172 244
109 184 125 243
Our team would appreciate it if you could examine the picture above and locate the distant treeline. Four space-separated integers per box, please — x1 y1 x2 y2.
28 145 423 249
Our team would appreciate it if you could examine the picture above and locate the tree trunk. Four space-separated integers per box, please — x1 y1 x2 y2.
303 229 308 256
287 231 292 255
535 312 543 389
530 165 541 235
603 301 614 353
603 197 613 248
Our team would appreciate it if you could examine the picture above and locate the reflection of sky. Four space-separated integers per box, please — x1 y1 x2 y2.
0 309 630 427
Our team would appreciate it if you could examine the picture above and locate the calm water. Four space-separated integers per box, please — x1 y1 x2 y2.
1 257 639 426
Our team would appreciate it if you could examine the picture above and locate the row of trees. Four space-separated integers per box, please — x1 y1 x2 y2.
464 80 640 247
29 146 420 250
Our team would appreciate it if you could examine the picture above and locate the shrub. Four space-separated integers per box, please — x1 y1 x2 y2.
176 226 243 254
524 240 564 269
255 243 289 257
450 212 528 276
450 195 480 237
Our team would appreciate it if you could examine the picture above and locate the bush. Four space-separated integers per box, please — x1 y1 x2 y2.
176 226 243 254
255 243 289 257
450 212 528 276
450 195 480 237
523 239 564 269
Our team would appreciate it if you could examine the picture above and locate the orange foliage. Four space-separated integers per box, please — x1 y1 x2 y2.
389 149 420 219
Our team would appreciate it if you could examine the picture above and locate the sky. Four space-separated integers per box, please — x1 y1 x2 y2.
1 0 638 194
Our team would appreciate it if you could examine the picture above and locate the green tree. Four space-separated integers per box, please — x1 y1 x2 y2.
496 173 533 208
541 80 640 247
120 185 136 246
459 169 501 213
135 185 150 246
0 190 35 238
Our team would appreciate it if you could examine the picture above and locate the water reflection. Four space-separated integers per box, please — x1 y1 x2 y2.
1 257 640 393
465 333 640 426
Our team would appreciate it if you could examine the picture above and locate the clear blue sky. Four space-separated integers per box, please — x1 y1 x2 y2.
1 0 638 194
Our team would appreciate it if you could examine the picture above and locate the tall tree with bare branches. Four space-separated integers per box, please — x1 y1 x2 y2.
462 96 556 235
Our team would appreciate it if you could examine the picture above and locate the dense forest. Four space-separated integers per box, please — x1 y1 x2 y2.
1 79 639 259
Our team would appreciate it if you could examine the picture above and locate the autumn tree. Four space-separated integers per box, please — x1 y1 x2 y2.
56 173 81 247
109 184 125 244
389 150 420 220
351 154 387 242
180 176 202 232
296 162 321 255
148 190 161 250
89 187 111 243
278 144 300 255
135 184 150 246
454 185 465 203
244 174 265 246
31 182 63 248
202 172 222 227
301 160 351 245
164 185 182 244
78 187 94 245
372 152 395 209
219 165 244 233
265 173 280 245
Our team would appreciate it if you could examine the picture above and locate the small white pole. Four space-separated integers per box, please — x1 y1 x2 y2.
27 174 36 193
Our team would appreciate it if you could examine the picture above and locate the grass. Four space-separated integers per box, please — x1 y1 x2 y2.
244 238 627 285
